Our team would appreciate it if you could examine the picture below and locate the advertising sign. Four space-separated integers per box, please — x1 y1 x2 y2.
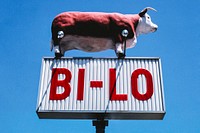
36 57 165 120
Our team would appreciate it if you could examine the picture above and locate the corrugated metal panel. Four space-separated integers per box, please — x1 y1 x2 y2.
36 57 165 120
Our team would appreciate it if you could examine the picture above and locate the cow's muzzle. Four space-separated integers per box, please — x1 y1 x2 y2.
152 27 158 32
151 24 158 32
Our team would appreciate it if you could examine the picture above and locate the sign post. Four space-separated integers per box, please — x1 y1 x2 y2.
93 119 108 133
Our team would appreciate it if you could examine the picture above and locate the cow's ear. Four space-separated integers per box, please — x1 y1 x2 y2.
139 8 147 17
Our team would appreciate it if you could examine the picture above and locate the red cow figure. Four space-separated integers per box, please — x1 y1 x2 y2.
51 7 158 58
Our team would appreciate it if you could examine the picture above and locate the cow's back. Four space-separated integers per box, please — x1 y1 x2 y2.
51 12 137 44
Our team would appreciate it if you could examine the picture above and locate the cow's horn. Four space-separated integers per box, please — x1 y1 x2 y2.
139 7 157 17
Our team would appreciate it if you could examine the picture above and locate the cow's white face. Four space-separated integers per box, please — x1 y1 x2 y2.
136 13 158 36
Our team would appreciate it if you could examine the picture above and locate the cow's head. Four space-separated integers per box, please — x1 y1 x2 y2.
136 7 158 35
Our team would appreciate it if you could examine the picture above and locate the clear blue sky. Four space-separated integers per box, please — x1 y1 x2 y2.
0 0 200 132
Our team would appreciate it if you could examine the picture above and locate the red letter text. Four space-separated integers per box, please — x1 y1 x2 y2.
50 68 71 100
131 69 153 101
109 68 127 101
77 69 85 100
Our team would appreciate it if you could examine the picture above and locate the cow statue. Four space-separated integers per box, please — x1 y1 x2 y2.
51 7 158 58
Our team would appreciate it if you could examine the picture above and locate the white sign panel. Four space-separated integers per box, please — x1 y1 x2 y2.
36 57 165 120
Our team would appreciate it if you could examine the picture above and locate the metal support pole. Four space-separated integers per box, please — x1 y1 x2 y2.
92 119 108 133
123 38 127 57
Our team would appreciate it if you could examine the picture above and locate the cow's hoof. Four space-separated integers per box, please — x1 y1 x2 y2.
117 53 125 59
55 53 63 59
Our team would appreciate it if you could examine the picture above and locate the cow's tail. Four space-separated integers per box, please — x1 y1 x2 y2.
50 39 54 51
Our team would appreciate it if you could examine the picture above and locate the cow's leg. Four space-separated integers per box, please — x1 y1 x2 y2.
115 43 125 58
51 40 62 57
54 31 65 58
54 45 63 58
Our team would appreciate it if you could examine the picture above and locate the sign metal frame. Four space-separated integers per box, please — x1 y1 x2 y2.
36 57 165 120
